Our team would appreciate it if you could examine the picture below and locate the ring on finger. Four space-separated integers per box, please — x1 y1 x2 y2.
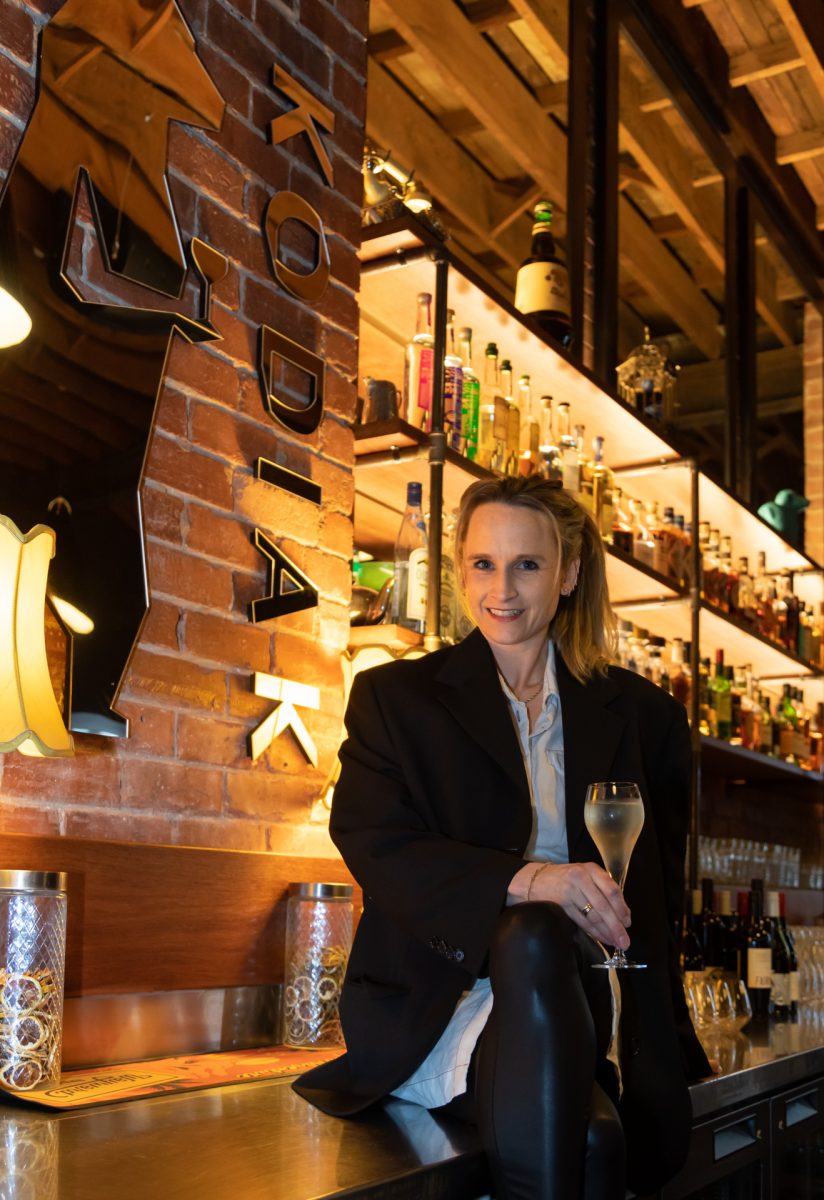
580 902 594 918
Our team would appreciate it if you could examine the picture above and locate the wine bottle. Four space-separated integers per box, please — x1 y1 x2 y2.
700 877 725 975
779 892 800 1016
746 883 772 1018
680 896 705 986
766 890 791 1018
712 649 732 741
513 200 571 346
391 482 428 634
717 889 740 976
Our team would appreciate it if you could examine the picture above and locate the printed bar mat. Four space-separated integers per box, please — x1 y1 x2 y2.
0 1045 342 1110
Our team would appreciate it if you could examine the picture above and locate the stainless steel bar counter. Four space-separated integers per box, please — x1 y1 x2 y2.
3 1015 824 1200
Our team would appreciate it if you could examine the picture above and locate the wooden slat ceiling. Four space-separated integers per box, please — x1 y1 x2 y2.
365 0 824 365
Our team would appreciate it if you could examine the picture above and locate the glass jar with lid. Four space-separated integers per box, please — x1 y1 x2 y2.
283 882 353 1050
0 870 67 1092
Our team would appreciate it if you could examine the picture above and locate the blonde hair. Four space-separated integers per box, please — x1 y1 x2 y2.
454 476 617 682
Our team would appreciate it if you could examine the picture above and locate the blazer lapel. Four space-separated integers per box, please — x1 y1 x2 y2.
556 653 626 856
435 629 530 806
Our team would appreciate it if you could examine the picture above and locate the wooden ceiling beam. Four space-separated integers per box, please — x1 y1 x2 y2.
505 0 569 71
379 0 723 359
776 128 824 165
756 250 797 346
768 0 824 108
369 0 516 61
728 39 805 88
439 80 567 139
365 58 526 269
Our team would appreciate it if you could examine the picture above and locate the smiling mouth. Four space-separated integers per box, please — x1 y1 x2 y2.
487 607 524 618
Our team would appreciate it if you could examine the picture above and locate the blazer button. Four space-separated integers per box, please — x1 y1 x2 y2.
454 949 465 963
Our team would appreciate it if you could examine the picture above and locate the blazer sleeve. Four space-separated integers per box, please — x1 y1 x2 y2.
330 668 526 978
648 699 711 1081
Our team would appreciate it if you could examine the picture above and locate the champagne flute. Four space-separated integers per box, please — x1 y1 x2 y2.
584 781 646 969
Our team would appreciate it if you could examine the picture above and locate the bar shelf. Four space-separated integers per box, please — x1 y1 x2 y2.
700 734 823 785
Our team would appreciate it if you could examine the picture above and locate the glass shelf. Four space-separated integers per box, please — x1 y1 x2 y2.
700 735 823 785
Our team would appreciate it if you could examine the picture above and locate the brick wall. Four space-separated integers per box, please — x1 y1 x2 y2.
0 0 367 855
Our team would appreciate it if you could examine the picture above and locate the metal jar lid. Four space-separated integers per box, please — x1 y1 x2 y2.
0 870 67 894
288 882 352 900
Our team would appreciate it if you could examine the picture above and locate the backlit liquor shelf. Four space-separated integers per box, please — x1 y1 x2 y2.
354 220 824 798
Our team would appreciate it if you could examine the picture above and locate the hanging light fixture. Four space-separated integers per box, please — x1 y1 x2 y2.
402 176 433 215
362 147 434 222
0 286 32 348
0 515 73 757
616 327 677 424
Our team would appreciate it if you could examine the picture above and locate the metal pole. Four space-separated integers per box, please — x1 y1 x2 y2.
689 458 701 891
425 253 449 652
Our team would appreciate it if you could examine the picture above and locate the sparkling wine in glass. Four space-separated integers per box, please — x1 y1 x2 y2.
584 781 646 969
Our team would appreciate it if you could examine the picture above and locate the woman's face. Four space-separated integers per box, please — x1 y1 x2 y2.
460 502 577 655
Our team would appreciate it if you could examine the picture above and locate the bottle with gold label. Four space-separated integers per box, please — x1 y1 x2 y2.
500 359 520 476
589 436 614 538
514 201 571 347
477 343 505 471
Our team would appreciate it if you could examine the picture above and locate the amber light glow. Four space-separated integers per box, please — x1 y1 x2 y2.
0 286 31 348
0 515 73 756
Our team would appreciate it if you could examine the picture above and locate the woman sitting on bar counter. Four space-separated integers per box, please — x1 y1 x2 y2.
296 476 710 1200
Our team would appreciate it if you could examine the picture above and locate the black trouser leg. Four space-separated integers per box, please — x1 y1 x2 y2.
472 902 626 1200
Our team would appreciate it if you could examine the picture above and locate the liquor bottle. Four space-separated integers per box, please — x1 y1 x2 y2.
781 570 800 653
673 514 690 588
680 892 705 986
776 683 797 761
717 890 741 976
391 482 428 633
629 498 654 568
537 395 562 481
443 309 463 453
500 359 520 476
439 508 458 644
728 665 742 743
670 638 690 707
574 425 588 506
513 200 571 346
556 403 580 492
589 437 614 539
701 877 726 975
711 649 732 741
698 657 713 736
767 891 792 1018
610 487 634 554
518 375 540 476
778 893 799 1015
652 506 674 578
718 535 735 614
458 327 480 462
644 502 662 572
737 557 757 625
703 528 721 607
754 551 774 637
759 691 775 757
403 292 434 430
477 343 504 470
746 883 773 1018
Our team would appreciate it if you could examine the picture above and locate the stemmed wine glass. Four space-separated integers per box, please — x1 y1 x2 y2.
584 781 646 970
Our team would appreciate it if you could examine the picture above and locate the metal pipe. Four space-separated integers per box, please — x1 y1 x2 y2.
425 254 449 651
689 458 701 893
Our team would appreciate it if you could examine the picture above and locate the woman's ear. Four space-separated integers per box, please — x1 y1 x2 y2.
560 557 580 597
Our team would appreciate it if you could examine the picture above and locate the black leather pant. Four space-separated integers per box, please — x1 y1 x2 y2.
439 902 626 1200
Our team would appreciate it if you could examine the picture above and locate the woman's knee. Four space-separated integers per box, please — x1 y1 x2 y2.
490 901 576 980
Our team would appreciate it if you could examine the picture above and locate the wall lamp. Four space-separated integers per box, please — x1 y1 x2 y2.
0 516 74 757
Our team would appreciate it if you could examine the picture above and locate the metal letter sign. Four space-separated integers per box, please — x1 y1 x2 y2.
251 529 318 623
249 672 319 767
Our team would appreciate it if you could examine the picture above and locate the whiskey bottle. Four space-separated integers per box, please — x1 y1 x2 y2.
610 487 634 554
458 327 480 462
589 436 614 538
518 375 540 476
477 343 505 471
443 309 463 453
403 292 434 430
556 402 580 492
537 396 562 482
514 200 572 346
500 359 520 475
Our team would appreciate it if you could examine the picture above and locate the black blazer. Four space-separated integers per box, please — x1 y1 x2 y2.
296 630 710 1194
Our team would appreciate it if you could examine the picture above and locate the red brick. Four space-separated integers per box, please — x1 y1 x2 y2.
328 234 360 293
198 196 269 276
186 503 259 570
115 703 176 756
154 386 188 438
169 126 247 214
0 2 36 65
324 366 359 422
172 816 269 852
241 276 321 351
142 487 185 544
184 609 272 671
311 456 354 515
316 281 358 334
256 9 331 95
299 3 365 83
189 398 273 466
217 110 283 187
0 803 62 837
320 414 354 465
272 629 343 690
121 759 223 812
64 809 173 844
322 327 358 378
321 510 353 559
210 304 257 369
226 670 279 721
166 342 246 407
2 750 120 807
267 821 340 858
147 543 234 609
178 714 248 766
0 114 22 180
140 598 182 652
332 61 367 127
145 435 234 508
226 768 318 819
124 648 227 712
233 468 322 542
278 539 350 602
0 51 35 115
